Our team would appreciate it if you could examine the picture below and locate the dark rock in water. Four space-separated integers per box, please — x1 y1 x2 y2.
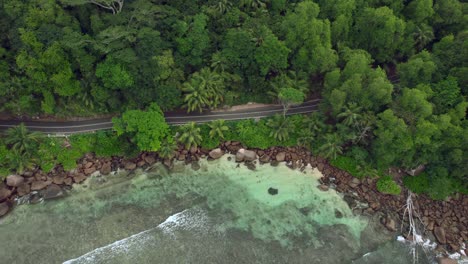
29 192 42 204
343 194 357 208
268 187 278 195
299 207 311 216
335 209 343 218
245 162 256 171
0 202 10 217
191 161 201 171
318 184 329 191
41 184 64 200
437 258 457 264
270 160 279 167
227 157 232 161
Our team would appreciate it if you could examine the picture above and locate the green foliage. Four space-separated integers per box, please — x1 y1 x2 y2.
397 50 436 88
266 114 294 142
376 176 402 195
330 156 362 178
95 59 134 90
158 137 178 159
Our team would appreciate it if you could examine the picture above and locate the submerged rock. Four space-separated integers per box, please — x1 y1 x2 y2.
41 184 64 200
268 187 278 195
0 202 10 217
191 161 201 171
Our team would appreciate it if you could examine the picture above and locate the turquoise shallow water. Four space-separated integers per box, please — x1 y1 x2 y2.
0 156 433 264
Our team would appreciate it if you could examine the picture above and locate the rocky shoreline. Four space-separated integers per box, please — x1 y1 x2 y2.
1 141 467 262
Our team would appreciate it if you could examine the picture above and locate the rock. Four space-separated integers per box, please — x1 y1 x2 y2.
84 162 93 169
318 184 329 191
52 175 65 185
0 185 12 202
42 184 64 200
434 226 447 244
189 146 198 154
259 154 271 163
31 180 50 191
270 160 279 167
0 202 10 217
100 162 112 175
17 183 31 196
163 158 173 169
73 174 87 183
349 178 360 188
209 148 224 159
144 155 156 165
64 177 73 186
137 160 146 167
178 154 186 161
236 149 257 162
437 258 457 264
427 220 435 231
268 187 278 195
276 152 286 162
191 161 201 171
385 217 397 232
84 166 96 175
124 161 137 170
235 151 244 162
6 175 25 187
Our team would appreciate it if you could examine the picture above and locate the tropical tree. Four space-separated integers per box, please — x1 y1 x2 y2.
412 24 434 51
178 122 202 150
158 137 178 159
4 123 44 153
182 68 225 113
266 114 294 141
318 133 343 160
276 87 305 117
208 120 229 139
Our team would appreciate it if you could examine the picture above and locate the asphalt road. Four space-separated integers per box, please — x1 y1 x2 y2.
0 99 321 136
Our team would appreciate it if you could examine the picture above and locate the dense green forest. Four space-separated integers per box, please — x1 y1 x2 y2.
0 0 467 199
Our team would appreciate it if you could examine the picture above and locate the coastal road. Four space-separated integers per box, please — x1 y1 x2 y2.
0 99 321 136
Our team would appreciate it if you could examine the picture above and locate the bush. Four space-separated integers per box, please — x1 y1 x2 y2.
330 156 361 178
377 176 401 195
199 125 221 149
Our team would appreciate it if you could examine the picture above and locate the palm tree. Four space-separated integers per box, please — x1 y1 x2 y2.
177 122 202 150
240 0 268 10
337 103 363 128
158 138 178 159
212 0 233 15
266 114 294 141
413 24 434 51
5 123 44 153
318 133 343 160
182 68 225 113
6 149 34 174
208 120 229 139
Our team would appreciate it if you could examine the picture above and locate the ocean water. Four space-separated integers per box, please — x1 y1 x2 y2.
0 156 433 264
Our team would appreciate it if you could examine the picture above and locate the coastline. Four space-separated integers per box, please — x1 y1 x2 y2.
0 141 467 261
